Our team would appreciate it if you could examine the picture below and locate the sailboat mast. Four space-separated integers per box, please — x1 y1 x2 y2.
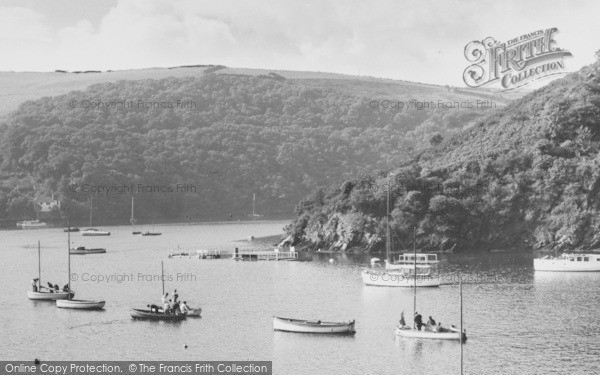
161 261 165 296
413 226 417 318
38 240 41 288
89 195 93 227
460 275 464 371
253 193 256 216
131 197 134 222
67 218 71 299
386 179 391 263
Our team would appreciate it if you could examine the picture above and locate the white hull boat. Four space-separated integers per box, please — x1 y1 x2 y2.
273 316 355 334
186 308 201 317
81 228 111 236
361 269 440 287
27 291 73 300
56 299 105 309
17 220 47 229
395 325 466 341
534 253 600 272
70 247 106 254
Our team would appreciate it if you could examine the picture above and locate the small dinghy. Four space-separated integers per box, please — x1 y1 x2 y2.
186 307 201 317
273 316 355 334
57 299 105 310
130 308 186 321
142 231 162 236
70 246 106 255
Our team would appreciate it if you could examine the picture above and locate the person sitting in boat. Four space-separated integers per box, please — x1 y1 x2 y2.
163 300 172 315
31 278 39 292
172 300 181 315
399 311 406 327
46 282 55 292
414 312 423 331
435 322 445 333
180 301 190 314
427 316 436 326
54 284 60 292
62 284 70 293
147 304 160 313
161 292 169 305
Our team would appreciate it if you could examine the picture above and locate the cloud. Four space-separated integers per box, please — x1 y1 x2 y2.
0 0 599 85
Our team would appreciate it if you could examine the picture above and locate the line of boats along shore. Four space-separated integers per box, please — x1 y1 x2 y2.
24 196 600 340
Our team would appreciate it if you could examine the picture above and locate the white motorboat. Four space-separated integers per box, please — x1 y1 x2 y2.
361 267 441 287
70 246 106 254
81 228 111 236
385 253 439 269
362 180 440 287
273 316 355 334
534 253 600 272
395 324 466 341
17 220 47 229
57 299 105 309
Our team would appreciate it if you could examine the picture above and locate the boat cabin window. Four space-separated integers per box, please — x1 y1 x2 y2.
577 257 582 261
427 255 437 261
570 258 574 261
583 257 589 262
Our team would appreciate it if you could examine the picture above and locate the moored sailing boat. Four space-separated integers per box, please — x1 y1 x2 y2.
56 223 105 310
130 261 190 320
27 241 73 300
131 197 141 235
394 252 466 341
81 195 110 236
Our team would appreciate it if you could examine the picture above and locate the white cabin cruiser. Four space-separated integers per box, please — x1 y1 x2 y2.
534 253 600 272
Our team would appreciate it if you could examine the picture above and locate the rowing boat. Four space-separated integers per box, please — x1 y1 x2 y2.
130 308 187 321
57 299 105 309
186 307 201 317
272 316 355 334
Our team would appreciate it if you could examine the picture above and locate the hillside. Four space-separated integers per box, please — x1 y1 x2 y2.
0 71 502 226
0 65 520 117
286 60 600 253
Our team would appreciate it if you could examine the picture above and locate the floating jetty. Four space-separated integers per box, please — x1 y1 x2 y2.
168 247 298 261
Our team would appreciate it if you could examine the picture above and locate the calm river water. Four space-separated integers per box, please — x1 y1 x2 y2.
2 221 599 374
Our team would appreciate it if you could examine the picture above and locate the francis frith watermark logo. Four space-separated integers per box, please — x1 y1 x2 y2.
463 27 572 90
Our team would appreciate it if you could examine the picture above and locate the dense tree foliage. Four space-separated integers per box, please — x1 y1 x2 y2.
0 73 489 226
287 61 600 253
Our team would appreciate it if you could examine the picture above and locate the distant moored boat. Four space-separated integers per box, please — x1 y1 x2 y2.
17 220 47 229
70 246 106 255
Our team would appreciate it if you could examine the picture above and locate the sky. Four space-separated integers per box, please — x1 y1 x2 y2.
0 0 598 86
